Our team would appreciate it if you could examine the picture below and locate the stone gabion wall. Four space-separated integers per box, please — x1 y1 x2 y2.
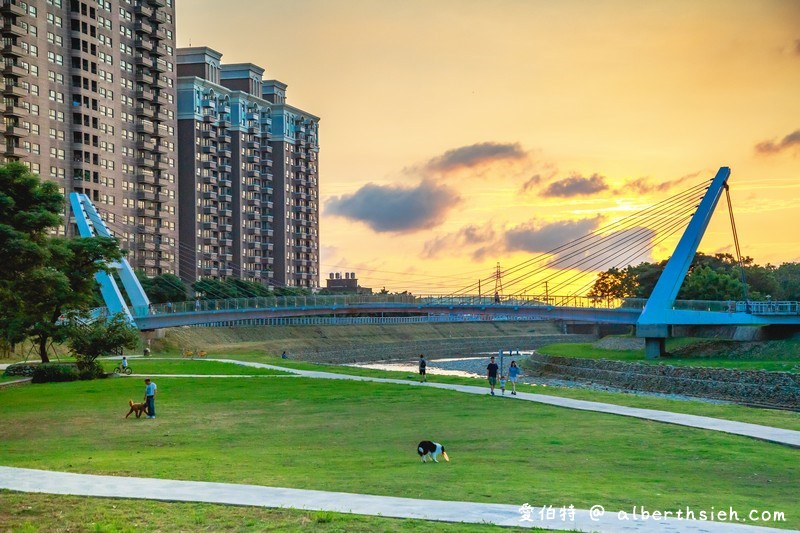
526 354 800 409
296 335 596 364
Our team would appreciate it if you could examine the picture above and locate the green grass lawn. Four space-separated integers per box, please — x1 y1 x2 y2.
254 357 800 432
538 339 800 373
0 491 545 533
1 374 798 530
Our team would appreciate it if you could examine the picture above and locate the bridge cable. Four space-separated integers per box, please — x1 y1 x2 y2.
724 184 749 304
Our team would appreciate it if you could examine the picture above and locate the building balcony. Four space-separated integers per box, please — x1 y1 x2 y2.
245 112 259 121
136 171 157 185
201 191 217 200
153 75 169 89
153 91 169 105
134 3 154 17
245 155 260 164
152 124 169 137
156 109 171 122
218 117 231 128
2 19 28 37
200 175 217 185
135 38 153 51
136 87 155 100
0 2 26 17
136 241 157 252
200 237 217 246
136 156 156 168
3 63 26 77
244 141 259 150
3 83 26 98
200 130 217 140
152 43 168 57
154 158 170 170
219 209 232 217
201 113 215 123
200 267 219 278
153 58 168 73
136 208 157 219
136 103 155 118
200 145 216 154
148 0 167 7
4 125 27 137
218 132 231 143
245 198 261 207
219 224 232 232
200 160 217 170
136 190 157 201
136 71 154 85
135 20 154 34
1 105 24 122
4 144 26 158
243 227 259 235
244 169 259 178
218 179 232 188
202 206 217 215
136 121 156 134
151 10 167 24
244 242 263 250
200 221 215 231
136 138 157 151
135 53 154 68
245 183 260 192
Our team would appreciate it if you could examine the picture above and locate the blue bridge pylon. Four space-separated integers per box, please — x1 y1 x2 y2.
69 192 150 322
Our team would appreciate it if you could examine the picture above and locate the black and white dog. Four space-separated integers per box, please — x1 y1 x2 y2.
417 440 449 463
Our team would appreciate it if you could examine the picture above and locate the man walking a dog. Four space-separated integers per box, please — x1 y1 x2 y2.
144 378 157 419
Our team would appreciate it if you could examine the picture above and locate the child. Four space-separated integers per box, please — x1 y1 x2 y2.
418 354 427 382
121 356 128 369
499 375 507 395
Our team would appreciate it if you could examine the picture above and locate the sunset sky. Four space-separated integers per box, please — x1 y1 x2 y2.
177 0 800 294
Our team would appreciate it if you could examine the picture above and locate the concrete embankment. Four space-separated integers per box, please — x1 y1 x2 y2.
525 354 800 409
157 320 596 363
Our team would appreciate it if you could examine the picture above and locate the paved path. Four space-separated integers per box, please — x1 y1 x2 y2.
219 360 800 448
0 466 793 533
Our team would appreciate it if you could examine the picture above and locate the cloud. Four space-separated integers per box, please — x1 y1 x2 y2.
755 129 800 155
326 179 461 233
422 224 496 259
542 173 609 197
621 171 703 194
425 142 527 173
505 217 603 253
520 174 543 193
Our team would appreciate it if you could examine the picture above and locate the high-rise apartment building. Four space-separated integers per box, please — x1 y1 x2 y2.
0 0 178 276
176 46 319 289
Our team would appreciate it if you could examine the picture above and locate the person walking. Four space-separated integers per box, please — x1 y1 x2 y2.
418 354 427 382
508 360 520 395
144 378 157 419
486 356 499 396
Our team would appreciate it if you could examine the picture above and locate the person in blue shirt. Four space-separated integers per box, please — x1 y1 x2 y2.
508 360 520 395
144 378 157 419
121 356 128 369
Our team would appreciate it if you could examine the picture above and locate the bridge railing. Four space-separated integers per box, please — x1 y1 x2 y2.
95 294 799 321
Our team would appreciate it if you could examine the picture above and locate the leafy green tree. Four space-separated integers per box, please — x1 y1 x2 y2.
68 313 140 376
587 267 639 302
775 262 800 301
138 271 187 303
0 163 123 362
0 163 64 349
677 265 744 300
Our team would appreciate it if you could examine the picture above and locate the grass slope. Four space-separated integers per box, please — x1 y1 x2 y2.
1 372 798 529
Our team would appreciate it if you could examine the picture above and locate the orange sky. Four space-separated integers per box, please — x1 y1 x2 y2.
178 0 800 294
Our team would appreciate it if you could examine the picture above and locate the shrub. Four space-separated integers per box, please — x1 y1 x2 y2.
3 364 36 377
75 357 105 380
31 363 79 383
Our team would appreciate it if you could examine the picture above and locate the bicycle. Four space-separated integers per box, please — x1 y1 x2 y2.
113 365 132 375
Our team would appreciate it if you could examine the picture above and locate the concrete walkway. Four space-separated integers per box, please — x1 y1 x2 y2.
220 360 800 448
0 466 793 533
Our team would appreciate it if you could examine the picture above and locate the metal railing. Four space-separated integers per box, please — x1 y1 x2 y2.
85 294 800 321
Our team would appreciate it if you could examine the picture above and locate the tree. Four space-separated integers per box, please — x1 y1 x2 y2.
775 262 800 301
0 163 123 363
138 271 187 303
587 267 639 302
68 313 140 375
678 265 744 301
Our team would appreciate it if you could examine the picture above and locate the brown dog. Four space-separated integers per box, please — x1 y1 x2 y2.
126 399 148 419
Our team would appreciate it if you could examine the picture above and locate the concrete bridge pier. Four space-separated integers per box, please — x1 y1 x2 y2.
636 324 669 359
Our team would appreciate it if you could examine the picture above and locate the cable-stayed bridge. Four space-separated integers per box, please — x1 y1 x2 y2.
72 167 800 358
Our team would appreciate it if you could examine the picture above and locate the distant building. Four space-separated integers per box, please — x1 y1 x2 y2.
325 272 372 295
176 46 320 289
